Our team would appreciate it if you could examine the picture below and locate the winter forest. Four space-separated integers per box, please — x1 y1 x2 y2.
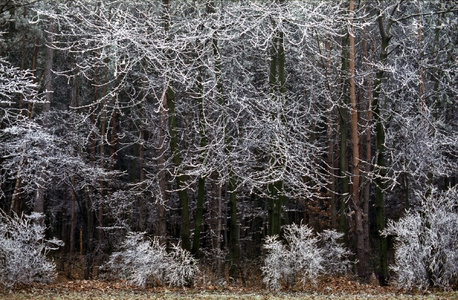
0 0 457 293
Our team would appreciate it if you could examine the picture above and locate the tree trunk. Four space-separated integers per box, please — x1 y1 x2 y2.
212 182 223 274
68 178 76 278
324 34 337 229
338 34 349 241
268 21 286 236
34 22 54 220
136 103 147 232
228 173 239 280
166 86 190 250
192 176 205 256
161 0 190 251
156 89 168 239
84 188 95 279
349 0 370 282
192 29 209 255
192 81 207 256
373 11 396 286
67 75 78 279
417 2 427 113
362 6 373 280
95 61 109 275
84 65 99 280
28 36 38 118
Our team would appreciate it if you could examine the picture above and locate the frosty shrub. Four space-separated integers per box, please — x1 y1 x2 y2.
262 224 353 290
318 230 353 275
262 235 289 290
283 224 324 284
382 187 458 290
105 232 199 288
0 210 63 289
165 243 200 287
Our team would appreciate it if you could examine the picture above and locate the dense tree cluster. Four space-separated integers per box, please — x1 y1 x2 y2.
0 0 456 290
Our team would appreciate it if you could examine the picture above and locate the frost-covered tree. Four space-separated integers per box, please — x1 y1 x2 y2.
382 187 458 290
262 224 353 291
375 0 458 204
0 209 63 289
0 28 45 206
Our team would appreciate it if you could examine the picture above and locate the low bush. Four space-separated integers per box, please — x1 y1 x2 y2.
0 210 63 289
105 232 199 288
382 187 458 290
262 224 353 290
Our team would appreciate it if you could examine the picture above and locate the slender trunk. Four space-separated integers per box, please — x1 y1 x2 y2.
137 105 147 232
417 2 427 113
67 76 78 279
324 35 337 229
139 125 145 183
34 22 54 222
192 61 207 256
162 0 190 251
192 176 205 256
84 187 95 279
83 65 99 280
156 91 168 238
91 67 99 166
268 24 278 236
96 62 109 270
167 86 190 250
339 34 349 241
268 22 286 236
362 6 373 277
228 173 239 279
42 23 54 113
10 177 23 215
109 107 117 171
213 182 223 274
349 0 370 282
68 178 76 278
19 23 26 112
348 2 359 208
28 37 38 118
373 10 397 286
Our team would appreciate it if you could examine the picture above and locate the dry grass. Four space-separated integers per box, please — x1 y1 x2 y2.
1 278 457 300
1 289 457 300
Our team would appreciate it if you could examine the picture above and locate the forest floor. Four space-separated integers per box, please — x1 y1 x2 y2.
0 277 456 299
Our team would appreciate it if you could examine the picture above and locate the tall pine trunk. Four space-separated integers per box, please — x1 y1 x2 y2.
338 34 349 241
348 0 370 282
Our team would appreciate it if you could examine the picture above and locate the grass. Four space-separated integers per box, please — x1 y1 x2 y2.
1 287 457 300
1 276 456 299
